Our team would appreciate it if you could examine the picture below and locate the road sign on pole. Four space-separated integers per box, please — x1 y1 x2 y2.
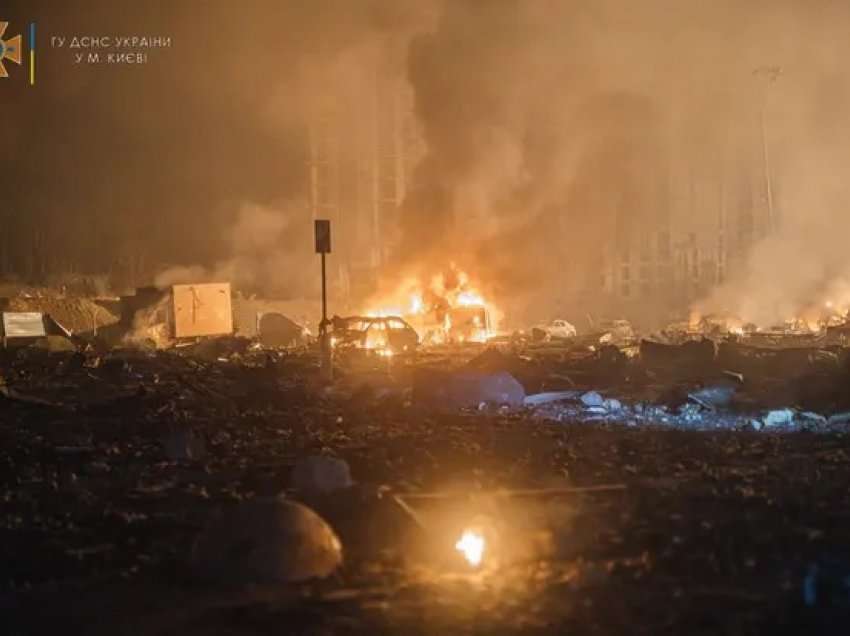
315 219 331 254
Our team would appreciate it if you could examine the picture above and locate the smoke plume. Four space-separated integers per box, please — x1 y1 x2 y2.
8 0 850 327
154 202 316 298
398 0 850 326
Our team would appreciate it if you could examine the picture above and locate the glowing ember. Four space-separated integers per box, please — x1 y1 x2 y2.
455 529 485 567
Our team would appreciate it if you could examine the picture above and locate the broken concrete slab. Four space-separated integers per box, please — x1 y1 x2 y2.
413 368 526 410
580 391 604 407
523 391 581 407
688 385 736 409
763 409 796 428
191 496 342 584
603 398 622 412
827 412 850 427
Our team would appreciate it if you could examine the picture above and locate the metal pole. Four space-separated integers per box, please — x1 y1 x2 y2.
319 252 332 380
321 252 327 329
753 66 781 235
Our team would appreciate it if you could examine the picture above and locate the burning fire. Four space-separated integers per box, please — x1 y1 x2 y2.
690 295 850 336
364 266 499 345
455 529 486 567
410 294 424 314
456 290 485 307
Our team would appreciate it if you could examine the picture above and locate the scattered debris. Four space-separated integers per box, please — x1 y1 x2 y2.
640 338 718 373
161 429 207 461
597 319 637 346
688 385 736 409
828 412 850 427
292 455 354 496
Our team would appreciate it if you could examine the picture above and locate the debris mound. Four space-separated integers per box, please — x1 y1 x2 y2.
191 497 342 584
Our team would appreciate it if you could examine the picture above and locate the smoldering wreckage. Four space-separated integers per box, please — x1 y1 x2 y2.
4 280 850 634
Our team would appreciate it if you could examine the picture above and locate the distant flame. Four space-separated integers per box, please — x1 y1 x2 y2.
455 529 485 567
692 291 850 335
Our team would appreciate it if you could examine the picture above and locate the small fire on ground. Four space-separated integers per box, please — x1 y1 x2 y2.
455 529 486 567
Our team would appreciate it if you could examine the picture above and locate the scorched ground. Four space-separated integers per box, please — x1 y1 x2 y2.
2 342 850 635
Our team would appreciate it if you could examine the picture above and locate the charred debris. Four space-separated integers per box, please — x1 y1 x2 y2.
4 283 850 635
2 283 850 431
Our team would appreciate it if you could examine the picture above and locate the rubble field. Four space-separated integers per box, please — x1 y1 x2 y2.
3 339 850 635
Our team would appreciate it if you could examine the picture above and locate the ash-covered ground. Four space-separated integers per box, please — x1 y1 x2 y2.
3 338 850 635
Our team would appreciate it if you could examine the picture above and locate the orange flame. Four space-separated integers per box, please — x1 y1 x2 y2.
363 267 498 344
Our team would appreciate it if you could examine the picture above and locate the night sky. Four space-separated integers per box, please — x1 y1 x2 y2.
0 1 346 278
5 0 850 326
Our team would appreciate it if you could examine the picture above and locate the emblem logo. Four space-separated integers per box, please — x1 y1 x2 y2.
0 22 22 78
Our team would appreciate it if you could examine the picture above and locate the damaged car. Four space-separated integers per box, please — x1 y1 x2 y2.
533 319 578 341
330 315 419 355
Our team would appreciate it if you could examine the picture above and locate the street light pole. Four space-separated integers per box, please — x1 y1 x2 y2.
753 66 782 235
760 105 775 234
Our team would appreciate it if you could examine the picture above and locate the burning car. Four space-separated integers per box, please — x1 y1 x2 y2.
362 266 498 346
330 315 419 355
443 305 492 343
